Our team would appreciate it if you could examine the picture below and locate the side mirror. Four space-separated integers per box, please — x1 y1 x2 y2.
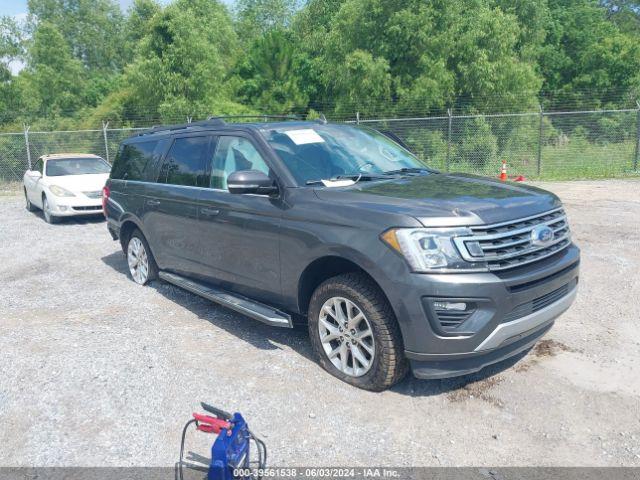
29 170 42 178
227 170 278 195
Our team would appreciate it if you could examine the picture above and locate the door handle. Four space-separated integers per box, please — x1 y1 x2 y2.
200 207 220 217
146 199 161 206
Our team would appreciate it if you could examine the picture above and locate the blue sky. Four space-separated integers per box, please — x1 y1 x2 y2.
1 0 234 17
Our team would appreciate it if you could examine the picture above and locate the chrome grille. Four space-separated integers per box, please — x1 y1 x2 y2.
454 208 571 271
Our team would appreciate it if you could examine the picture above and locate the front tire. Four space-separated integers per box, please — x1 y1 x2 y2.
25 189 36 212
42 196 58 224
308 273 408 391
126 229 158 285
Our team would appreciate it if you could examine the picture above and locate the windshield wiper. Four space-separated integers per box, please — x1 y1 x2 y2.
305 174 388 186
382 167 431 176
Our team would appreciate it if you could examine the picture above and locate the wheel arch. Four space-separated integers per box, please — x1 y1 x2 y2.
297 255 392 317
118 217 145 253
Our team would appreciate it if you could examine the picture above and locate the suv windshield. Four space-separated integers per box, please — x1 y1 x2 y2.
259 124 430 185
46 157 111 177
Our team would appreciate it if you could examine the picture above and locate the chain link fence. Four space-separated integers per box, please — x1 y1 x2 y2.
1 108 639 185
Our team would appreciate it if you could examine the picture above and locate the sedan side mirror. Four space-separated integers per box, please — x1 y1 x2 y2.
227 170 278 195
29 170 42 178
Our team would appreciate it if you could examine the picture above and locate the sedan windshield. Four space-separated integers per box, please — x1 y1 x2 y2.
46 157 111 177
259 124 431 185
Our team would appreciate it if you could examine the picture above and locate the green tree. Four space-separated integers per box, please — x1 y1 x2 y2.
27 0 126 72
0 16 25 125
122 0 247 121
237 29 308 113
235 0 299 42
24 21 85 117
123 0 162 61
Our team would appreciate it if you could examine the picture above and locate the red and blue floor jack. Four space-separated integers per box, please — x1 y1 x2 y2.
178 402 267 480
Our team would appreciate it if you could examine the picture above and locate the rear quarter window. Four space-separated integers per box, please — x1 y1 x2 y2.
111 140 160 181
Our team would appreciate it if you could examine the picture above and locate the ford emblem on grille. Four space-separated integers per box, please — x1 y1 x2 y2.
530 225 555 246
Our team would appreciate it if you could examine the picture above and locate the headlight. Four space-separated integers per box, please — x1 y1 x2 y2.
49 185 75 197
381 227 488 272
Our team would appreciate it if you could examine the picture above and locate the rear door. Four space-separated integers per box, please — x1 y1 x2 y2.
196 133 283 303
109 139 166 224
142 134 214 275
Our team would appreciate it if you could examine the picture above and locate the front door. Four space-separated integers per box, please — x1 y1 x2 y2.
24 158 44 206
196 134 283 304
142 134 213 275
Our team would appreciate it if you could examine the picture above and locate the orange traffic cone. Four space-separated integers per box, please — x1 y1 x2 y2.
499 160 508 181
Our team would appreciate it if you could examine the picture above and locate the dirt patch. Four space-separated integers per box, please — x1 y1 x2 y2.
447 375 504 407
514 339 577 373
533 339 575 358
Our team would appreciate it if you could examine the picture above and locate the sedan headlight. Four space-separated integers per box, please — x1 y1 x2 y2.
381 227 488 272
49 185 75 197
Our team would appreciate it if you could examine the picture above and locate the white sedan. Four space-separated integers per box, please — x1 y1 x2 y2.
23 153 111 224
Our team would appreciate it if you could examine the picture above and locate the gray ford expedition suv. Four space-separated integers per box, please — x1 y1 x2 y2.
104 117 579 391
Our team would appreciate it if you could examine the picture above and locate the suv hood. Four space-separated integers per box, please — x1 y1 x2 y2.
313 173 561 226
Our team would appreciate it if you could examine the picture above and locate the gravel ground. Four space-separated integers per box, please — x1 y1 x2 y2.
0 180 639 467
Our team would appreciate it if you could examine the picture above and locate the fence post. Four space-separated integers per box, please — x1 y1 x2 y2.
634 100 640 171
102 121 110 164
356 111 360 125
446 108 452 172
23 124 31 170
537 105 544 177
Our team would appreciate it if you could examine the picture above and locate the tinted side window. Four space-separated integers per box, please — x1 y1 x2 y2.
209 136 270 190
111 140 159 181
35 159 43 174
158 136 210 187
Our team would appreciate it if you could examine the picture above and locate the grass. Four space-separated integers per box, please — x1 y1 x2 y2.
442 141 640 181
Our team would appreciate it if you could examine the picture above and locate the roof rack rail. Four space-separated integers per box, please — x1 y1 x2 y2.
137 118 224 136
136 114 306 137
206 114 303 122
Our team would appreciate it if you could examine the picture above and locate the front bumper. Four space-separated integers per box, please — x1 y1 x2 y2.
47 195 103 217
381 244 580 379
409 320 554 379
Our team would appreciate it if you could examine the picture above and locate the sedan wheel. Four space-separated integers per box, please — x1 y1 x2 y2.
42 197 57 224
318 296 375 377
25 189 36 212
127 236 150 285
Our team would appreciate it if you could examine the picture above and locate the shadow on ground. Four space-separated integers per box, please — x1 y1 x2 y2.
101 250 530 397
27 208 105 226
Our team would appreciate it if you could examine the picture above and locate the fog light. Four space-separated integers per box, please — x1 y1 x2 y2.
58 206 68 212
433 301 467 311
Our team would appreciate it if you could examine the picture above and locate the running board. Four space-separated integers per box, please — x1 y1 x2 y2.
159 271 293 328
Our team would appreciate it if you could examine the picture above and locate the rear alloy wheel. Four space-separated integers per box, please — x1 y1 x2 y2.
126 230 158 285
25 189 36 212
308 273 408 391
42 196 58 224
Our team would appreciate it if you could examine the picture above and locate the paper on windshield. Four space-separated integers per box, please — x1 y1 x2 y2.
285 129 325 145
321 179 355 187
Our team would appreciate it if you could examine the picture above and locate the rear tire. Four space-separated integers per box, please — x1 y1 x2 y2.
126 229 158 285
25 189 36 212
42 196 58 224
308 272 408 391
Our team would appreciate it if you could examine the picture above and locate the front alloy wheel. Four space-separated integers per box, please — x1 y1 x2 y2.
127 236 150 285
318 297 375 377
42 196 57 224
308 272 408 391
